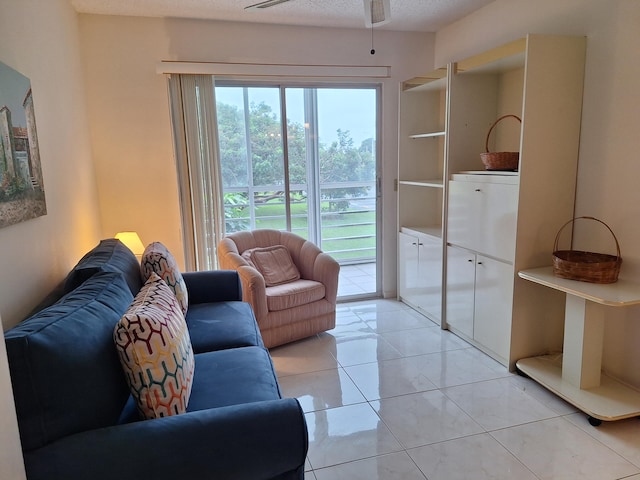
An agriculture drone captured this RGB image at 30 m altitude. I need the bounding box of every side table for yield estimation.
[517,266,640,425]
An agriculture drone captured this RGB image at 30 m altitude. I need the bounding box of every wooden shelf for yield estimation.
[517,355,640,422]
[402,69,447,92]
[518,267,640,307]
[400,225,442,239]
[409,131,446,139]
[398,179,443,188]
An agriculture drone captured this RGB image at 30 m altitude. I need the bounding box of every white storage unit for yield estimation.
[398,35,586,369]
[397,68,448,324]
[398,228,442,321]
[446,173,518,364]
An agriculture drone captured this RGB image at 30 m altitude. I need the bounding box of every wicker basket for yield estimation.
[552,216,622,284]
[480,114,522,171]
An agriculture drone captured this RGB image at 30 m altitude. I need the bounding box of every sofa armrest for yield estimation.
[182,270,243,304]
[25,399,307,480]
[313,253,340,303]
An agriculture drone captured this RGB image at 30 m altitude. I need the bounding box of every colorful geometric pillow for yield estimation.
[140,241,188,314]
[113,273,194,419]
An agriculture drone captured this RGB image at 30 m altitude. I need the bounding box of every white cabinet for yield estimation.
[473,254,514,362]
[398,230,442,323]
[447,175,518,260]
[445,245,475,338]
[399,35,585,369]
[446,173,517,361]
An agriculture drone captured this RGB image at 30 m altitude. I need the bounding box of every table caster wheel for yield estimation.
[588,416,602,427]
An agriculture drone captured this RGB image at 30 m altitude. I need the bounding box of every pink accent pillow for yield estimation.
[247,245,300,287]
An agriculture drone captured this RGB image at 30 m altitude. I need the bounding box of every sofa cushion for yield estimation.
[140,242,189,315]
[116,346,281,424]
[187,347,281,411]
[266,279,325,311]
[246,245,301,287]
[185,301,264,353]
[114,273,195,419]
[63,238,143,296]
[5,272,134,451]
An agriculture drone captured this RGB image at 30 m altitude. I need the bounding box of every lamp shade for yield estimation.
[115,231,145,256]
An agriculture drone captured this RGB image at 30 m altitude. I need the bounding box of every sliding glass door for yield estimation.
[215,83,380,297]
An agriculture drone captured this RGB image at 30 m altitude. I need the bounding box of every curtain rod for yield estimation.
[157,61,391,78]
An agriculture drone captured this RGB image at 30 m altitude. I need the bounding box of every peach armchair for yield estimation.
[217,229,340,348]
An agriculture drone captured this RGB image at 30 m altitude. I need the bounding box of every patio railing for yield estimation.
[223,182,376,265]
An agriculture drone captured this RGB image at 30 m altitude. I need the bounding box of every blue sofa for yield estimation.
[4,239,308,480]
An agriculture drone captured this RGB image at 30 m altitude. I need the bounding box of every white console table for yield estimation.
[517,267,640,425]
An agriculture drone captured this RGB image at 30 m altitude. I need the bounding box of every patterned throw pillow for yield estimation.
[114,273,195,419]
[140,241,188,314]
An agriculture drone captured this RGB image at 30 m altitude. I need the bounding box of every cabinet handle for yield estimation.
[477,261,483,265]
[475,188,481,192]
[411,242,417,246]
[467,259,473,263]
[418,243,424,246]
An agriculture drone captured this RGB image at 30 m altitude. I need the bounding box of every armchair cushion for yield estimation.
[266,280,326,311]
[244,245,300,286]
[114,273,194,419]
[141,242,189,314]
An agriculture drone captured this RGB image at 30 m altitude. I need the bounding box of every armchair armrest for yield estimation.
[236,264,268,321]
[313,253,340,303]
[182,270,243,304]
[25,399,307,480]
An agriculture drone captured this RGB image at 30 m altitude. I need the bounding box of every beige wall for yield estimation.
[0,0,101,476]
[436,0,640,388]
[78,15,435,297]
[0,0,102,328]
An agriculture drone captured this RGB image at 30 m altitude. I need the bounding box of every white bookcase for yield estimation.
[397,68,448,324]
[398,35,587,368]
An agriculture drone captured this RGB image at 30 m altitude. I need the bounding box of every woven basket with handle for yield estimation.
[480,114,522,171]
[552,216,622,284]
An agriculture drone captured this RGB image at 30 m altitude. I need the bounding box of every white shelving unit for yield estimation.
[397,68,448,324]
[398,35,587,368]
[517,267,640,424]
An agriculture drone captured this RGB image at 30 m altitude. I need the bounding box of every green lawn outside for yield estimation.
[226,200,375,262]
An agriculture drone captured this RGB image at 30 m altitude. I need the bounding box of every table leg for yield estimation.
[562,295,605,389]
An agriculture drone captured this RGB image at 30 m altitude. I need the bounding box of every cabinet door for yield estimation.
[473,255,514,362]
[448,180,518,261]
[398,232,419,305]
[445,245,475,338]
[416,234,442,323]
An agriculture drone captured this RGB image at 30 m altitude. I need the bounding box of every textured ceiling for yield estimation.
[70,0,495,32]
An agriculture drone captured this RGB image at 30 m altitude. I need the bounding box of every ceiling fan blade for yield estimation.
[245,0,294,10]
[364,0,391,27]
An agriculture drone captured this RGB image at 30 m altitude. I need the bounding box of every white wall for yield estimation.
[78,15,435,298]
[435,0,640,388]
[0,0,103,328]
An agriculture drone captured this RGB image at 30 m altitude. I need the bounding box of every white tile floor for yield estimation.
[269,299,640,480]
[337,263,377,298]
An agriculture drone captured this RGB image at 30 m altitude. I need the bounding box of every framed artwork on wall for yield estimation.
[0,60,46,229]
